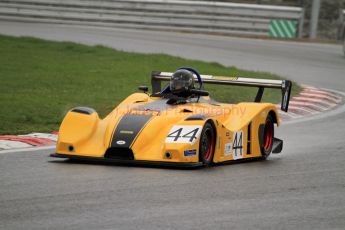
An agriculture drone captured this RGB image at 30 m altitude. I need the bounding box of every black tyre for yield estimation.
[199,122,216,166]
[261,115,274,160]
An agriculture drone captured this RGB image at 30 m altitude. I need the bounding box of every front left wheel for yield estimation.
[199,122,216,166]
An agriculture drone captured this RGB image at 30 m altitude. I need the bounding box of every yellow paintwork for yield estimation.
[56,92,280,164]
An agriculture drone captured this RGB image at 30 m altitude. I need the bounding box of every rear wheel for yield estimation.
[199,122,215,166]
[261,115,274,160]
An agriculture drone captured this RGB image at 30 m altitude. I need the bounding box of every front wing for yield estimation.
[50,153,203,168]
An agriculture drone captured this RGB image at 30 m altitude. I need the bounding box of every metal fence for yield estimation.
[0,0,304,38]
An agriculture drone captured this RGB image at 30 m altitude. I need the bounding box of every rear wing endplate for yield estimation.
[151,71,292,112]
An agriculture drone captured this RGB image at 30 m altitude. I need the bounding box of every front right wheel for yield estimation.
[199,122,215,166]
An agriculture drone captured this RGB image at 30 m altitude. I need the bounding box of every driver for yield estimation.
[169,69,195,97]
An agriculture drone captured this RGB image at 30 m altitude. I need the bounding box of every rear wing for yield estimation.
[151,71,292,112]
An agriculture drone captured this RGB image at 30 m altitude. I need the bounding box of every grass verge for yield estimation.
[0,35,301,134]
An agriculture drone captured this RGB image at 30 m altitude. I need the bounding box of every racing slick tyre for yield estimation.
[261,115,274,160]
[199,122,216,166]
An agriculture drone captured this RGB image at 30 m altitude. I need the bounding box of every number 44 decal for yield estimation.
[166,126,202,144]
[232,130,243,160]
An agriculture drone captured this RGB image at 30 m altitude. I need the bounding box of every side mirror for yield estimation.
[138,86,148,93]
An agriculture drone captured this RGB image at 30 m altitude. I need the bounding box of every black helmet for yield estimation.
[170,69,194,96]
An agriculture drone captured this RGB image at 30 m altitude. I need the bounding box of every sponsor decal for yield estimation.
[166,125,202,144]
[232,131,244,160]
[116,140,126,145]
[184,149,197,157]
[120,130,134,134]
[224,143,232,156]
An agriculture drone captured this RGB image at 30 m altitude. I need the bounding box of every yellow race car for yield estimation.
[51,68,292,167]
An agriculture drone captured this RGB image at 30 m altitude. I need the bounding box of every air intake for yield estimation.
[104,148,134,160]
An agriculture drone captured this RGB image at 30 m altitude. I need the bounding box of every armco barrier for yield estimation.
[0,0,304,38]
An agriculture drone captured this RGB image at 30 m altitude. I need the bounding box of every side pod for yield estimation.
[58,107,99,145]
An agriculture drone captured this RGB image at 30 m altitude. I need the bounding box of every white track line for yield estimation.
[302,85,343,96]
[292,96,338,104]
[289,105,321,113]
[289,101,329,111]
[19,133,58,141]
[290,99,331,108]
[0,145,55,154]
[278,111,302,119]
[303,89,342,99]
[299,92,341,103]
[0,140,32,150]
[302,85,320,90]
[277,105,304,119]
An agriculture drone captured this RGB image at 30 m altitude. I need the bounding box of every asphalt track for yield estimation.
[1,21,345,230]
